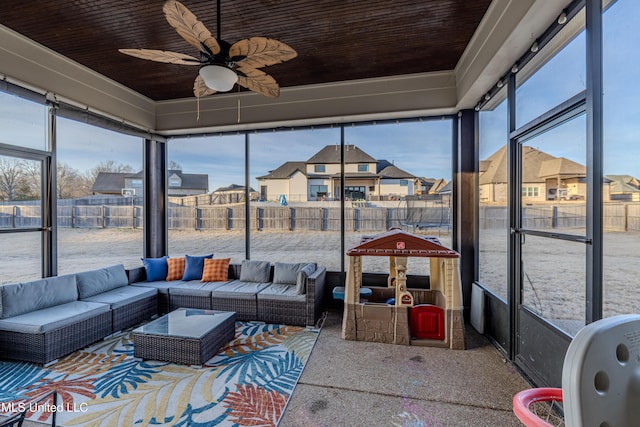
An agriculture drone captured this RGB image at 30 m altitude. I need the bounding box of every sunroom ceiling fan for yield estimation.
[119,0,297,98]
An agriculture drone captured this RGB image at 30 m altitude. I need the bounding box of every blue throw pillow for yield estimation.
[141,256,168,282]
[182,254,214,281]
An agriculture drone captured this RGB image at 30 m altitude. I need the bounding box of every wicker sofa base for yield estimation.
[112,294,158,332]
[211,296,257,321]
[133,312,236,365]
[169,294,212,311]
[257,299,307,326]
[0,311,112,364]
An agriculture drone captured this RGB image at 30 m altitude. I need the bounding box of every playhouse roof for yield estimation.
[347,229,459,258]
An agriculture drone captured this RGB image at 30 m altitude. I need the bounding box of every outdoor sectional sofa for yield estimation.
[128,259,326,327]
[0,260,325,364]
[0,264,156,364]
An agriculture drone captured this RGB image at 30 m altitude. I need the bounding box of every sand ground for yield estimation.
[1,227,637,334]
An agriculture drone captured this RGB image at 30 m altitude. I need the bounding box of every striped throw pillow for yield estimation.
[201,258,231,282]
[166,257,186,281]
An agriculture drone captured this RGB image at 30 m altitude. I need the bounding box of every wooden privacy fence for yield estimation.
[2,203,640,232]
[169,206,406,231]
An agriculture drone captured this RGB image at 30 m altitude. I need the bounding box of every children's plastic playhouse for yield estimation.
[341,228,465,349]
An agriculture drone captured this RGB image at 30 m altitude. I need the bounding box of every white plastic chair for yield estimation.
[514,314,640,426]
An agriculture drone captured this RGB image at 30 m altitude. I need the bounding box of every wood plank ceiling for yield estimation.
[0,0,492,101]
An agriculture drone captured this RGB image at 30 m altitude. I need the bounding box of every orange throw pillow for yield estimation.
[201,258,231,282]
[166,257,186,281]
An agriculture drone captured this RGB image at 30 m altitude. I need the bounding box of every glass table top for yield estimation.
[133,308,235,339]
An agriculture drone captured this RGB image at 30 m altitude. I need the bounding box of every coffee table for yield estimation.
[133,308,236,365]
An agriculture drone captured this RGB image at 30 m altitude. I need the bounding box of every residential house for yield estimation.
[257,145,441,202]
[606,175,640,201]
[479,145,589,204]
[92,170,208,197]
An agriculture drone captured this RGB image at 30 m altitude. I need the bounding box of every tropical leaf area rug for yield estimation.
[0,322,320,426]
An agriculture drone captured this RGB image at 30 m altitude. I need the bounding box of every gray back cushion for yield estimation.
[76,264,128,299]
[239,260,272,283]
[296,263,317,295]
[1,274,78,319]
[273,262,307,285]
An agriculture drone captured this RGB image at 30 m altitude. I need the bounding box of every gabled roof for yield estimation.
[480,145,561,184]
[438,180,452,194]
[538,158,586,178]
[91,172,132,192]
[606,175,640,194]
[378,164,415,179]
[168,170,209,191]
[256,161,306,180]
[213,184,257,193]
[347,228,459,258]
[430,178,448,193]
[307,145,377,164]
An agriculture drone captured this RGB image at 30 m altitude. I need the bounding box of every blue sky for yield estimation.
[1,0,638,191]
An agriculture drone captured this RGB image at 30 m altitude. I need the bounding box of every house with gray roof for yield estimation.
[92,169,208,197]
[479,145,590,203]
[606,175,640,201]
[257,145,442,202]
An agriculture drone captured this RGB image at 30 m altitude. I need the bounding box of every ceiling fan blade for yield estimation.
[119,48,200,65]
[236,67,280,98]
[193,75,217,98]
[163,0,221,55]
[230,37,297,69]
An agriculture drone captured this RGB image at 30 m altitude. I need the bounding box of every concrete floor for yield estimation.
[280,311,531,427]
[4,311,532,427]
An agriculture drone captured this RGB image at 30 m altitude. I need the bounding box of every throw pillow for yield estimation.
[201,258,231,282]
[141,256,168,282]
[166,257,186,281]
[239,259,271,283]
[182,253,214,281]
[273,262,306,285]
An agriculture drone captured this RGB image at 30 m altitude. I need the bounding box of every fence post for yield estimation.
[102,206,106,228]
[322,208,327,231]
[226,207,232,230]
[552,205,558,229]
[354,208,359,231]
[387,208,393,230]
[12,206,17,229]
[624,203,629,232]
[257,207,264,230]
[290,207,295,231]
[132,205,136,229]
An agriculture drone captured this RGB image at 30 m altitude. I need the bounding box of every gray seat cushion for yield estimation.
[0,274,78,319]
[169,280,229,297]
[76,264,128,299]
[81,285,157,310]
[211,280,270,298]
[258,284,305,302]
[0,301,110,334]
[131,280,180,295]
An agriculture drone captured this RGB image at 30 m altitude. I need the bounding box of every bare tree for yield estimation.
[86,160,135,183]
[0,158,25,201]
[21,160,41,198]
[169,160,182,171]
[57,162,89,199]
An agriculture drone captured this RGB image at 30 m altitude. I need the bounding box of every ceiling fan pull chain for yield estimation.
[197,96,201,122]
[237,86,241,123]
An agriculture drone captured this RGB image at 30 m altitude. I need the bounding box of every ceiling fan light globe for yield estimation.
[199,65,238,92]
